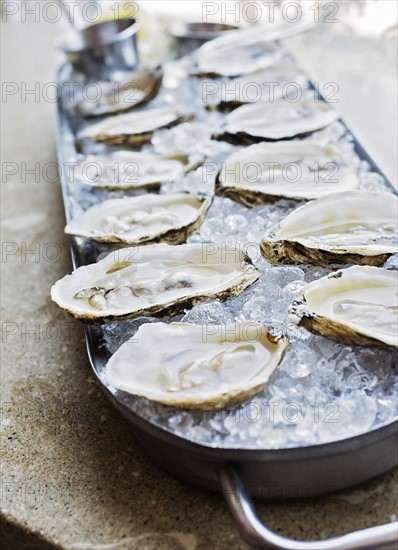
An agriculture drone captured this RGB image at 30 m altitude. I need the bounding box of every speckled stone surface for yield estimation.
[1,14,397,550]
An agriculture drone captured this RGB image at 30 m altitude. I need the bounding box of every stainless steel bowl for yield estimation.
[169,21,238,56]
[58,18,141,80]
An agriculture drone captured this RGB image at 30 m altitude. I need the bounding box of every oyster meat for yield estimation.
[260,191,398,267]
[65,192,213,245]
[213,65,308,110]
[216,142,359,206]
[74,151,201,191]
[51,243,260,322]
[289,266,398,348]
[75,67,163,118]
[79,106,193,147]
[191,27,283,77]
[215,98,339,144]
[105,322,288,410]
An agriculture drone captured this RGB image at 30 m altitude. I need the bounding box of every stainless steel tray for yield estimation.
[56,58,398,548]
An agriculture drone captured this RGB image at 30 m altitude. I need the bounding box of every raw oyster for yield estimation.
[105,322,288,410]
[75,67,163,118]
[74,151,202,191]
[211,65,308,111]
[289,266,398,348]
[65,192,212,245]
[215,98,339,144]
[51,243,260,322]
[260,191,398,267]
[79,106,193,147]
[216,142,360,206]
[191,27,283,77]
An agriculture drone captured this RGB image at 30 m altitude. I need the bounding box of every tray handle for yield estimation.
[219,465,398,550]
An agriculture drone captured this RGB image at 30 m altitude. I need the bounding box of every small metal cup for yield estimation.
[58,18,141,80]
[169,22,239,57]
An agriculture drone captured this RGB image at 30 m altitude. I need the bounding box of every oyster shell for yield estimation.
[289,266,398,348]
[216,142,360,206]
[105,322,288,410]
[79,106,193,148]
[191,27,283,77]
[212,65,308,111]
[260,191,398,267]
[51,243,260,322]
[74,151,202,191]
[215,98,339,144]
[75,67,163,118]
[65,193,212,245]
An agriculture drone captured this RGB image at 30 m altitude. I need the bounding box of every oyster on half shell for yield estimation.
[191,27,283,77]
[215,98,339,144]
[260,191,398,267]
[75,67,163,118]
[65,192,213,245]
[79,106,193,148]
[105,322,288,410]
[74,151,202,191]
[51,243,260,323]
[289,266,398,348]
[216,142,360,206]
[212,65,308,111]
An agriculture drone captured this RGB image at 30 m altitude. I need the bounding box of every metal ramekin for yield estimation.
[58,18,141,80]
[168,21,239,56]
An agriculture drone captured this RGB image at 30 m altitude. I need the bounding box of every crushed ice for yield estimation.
[62,50,397,450]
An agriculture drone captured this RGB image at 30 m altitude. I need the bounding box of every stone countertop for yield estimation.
[1,13,397,550]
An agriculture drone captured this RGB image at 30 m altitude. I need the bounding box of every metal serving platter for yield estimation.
[56,47,398,548]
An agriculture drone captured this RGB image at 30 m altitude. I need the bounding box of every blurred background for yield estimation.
[1,0,397,185]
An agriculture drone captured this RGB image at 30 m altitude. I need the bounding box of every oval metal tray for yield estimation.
[55,55,398,548]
